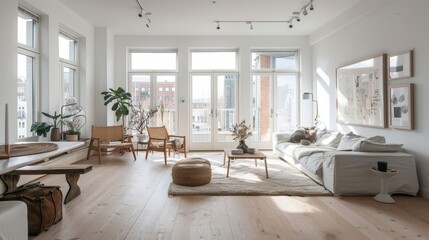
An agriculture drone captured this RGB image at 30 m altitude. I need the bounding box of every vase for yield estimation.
[236,140,249,153]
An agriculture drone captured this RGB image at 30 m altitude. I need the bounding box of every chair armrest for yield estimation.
[169,135,185,139]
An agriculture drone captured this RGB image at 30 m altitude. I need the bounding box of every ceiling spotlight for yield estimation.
[289,22,293,28]
[310,0,314,10]
[296,16,300,22]
[138,12,143,18]
[250,22,253,30]
[303,9,308,16]
[216,21,220,30]
[146,23,150,28]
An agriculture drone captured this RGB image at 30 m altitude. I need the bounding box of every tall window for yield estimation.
[59,32,78,103]
[17,7,39,139]
[128,50,178,134]
[251,50,300,143]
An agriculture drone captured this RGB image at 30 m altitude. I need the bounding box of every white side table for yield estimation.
[370,167,398,203]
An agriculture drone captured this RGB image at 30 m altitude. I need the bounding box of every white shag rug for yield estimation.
[168,152,331,196]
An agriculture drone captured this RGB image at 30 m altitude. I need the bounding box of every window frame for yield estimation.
[17,6,40,140]
[190,49,239,72]
[59,30,79,104]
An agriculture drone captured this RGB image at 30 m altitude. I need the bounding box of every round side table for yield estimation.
[370,167,398,203]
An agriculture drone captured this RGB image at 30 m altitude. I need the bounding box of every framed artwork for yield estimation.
[388,50,414,80]
[336,54,387,128]
[389,83,414,129]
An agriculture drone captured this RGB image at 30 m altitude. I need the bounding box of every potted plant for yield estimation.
[230,120,252,153]
[101,87,132,130]
[30,122,53,139]
[63,114,86,141]
[41,111,72,141]
[128,103,157,141]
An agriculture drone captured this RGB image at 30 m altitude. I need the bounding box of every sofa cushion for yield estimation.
[315,132,343,148]
[367,135,386,143]
[337,132,366,151]
[353,140,403,152]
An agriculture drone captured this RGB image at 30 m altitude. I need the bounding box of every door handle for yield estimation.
[270,109,274,118]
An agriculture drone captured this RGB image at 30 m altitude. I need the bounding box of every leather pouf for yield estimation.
[172,158,212,186]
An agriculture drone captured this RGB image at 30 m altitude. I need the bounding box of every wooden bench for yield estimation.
[1,164,92,204]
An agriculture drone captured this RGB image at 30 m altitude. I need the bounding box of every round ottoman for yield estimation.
[172,158,212,186]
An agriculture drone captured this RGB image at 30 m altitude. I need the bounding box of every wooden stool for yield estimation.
[172,158,211,186]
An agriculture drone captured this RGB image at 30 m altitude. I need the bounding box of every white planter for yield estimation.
[65,134,79,141]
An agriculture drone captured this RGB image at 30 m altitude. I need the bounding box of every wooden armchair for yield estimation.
[86,125,136,164]
[145,126,187,165]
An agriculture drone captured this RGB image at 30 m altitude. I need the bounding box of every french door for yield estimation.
[252,73,298,148]
[190,73,238,150]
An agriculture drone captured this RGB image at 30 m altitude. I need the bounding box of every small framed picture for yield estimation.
[389,83,414,129]
[388,50,414,80]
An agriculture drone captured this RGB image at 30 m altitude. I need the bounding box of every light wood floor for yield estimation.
[30,151,429,240]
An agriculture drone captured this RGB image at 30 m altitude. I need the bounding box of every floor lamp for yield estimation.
[302,92,319,125]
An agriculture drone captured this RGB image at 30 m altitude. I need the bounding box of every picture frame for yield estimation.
[336,54,387,128]
[389,83,414,130]
[388,50,414,80]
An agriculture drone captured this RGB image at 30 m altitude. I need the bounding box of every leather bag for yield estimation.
[0,182,63,235]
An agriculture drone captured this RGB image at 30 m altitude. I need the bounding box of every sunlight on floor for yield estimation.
[270,196,322,214]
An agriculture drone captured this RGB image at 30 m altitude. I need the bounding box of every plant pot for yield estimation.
[65,134,79,141]
[136,133,147,142]
[50,128,61,141]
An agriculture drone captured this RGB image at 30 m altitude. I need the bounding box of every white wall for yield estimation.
[114,35,313,148]
[311,0,429,197]
[0,0,18,145]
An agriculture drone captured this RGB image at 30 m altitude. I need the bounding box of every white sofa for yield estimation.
[273,132,419,196]
[0,201,28,240]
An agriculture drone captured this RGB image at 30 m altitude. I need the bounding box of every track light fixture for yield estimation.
[213,0,315,31]
[136,0,152,28]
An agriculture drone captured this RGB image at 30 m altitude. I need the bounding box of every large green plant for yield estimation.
[41,111,73,128]
[101,87,132,128]
[30,122,53,137]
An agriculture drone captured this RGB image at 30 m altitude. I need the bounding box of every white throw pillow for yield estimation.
[315,132,343,148]
[337,132,366,151]
[353,140,403,152]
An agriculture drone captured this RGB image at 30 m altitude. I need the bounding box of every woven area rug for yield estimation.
[168,152,332,196]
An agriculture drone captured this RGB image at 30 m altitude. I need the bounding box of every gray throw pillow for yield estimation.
[287,128,309,143]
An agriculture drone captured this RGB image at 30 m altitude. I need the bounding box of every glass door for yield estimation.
[252,73,298,148]
[191,73,237,150]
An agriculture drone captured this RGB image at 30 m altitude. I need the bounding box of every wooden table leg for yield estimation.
[0,175,20,193]
[64,173,81,204]
[227,157,231,177]
[223,152,226,165]
[263,157,269,178]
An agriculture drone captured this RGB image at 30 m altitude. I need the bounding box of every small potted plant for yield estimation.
[30,122,53,140]
[128,103,157,142]
[230,120,252,153]
[63,114,86,141]
[41,111,73,141]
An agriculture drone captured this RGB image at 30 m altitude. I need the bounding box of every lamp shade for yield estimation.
[302,92,312,100]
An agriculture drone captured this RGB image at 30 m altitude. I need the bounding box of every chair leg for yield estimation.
[145,148,149,160]
[87,139,93,160]
[130,145,136,161]
[97,146,102,164]
[163,150,167,165]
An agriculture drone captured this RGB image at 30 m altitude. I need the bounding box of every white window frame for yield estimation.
[17,6,40,139]
[59,31,79,103]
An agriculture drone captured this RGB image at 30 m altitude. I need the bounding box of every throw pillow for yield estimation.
[315,132,343,148]
[300,139,311,146]
[315,122,327,141]
[337,132,366,151]
[353,140,403,152]
[287,128,309,143]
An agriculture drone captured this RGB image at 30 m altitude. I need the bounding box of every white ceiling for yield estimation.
[58,0,361,36]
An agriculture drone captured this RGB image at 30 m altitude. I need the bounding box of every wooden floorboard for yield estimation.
[29,151,429,240]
